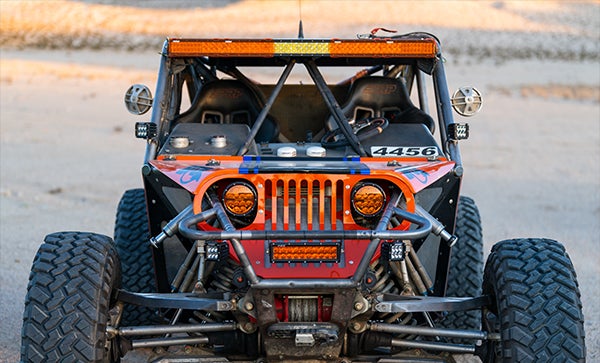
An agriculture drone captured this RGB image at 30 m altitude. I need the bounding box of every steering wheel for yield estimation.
[321,116,389,148]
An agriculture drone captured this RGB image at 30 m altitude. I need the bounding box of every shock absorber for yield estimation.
[171,242,198,292]
[210,261,237,292]
[370,260,397,294]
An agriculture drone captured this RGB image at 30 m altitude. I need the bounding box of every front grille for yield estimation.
[264,178,344,232]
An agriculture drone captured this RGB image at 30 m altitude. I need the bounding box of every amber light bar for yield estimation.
[167,39,438,58]
[270,242,341,263]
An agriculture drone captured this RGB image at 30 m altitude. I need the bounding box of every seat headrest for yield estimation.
[195,80,263,124]
[326,76,435,133]
[175,79,278,142]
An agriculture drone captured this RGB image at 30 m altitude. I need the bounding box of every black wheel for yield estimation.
[480,238,585,362]
[440,196,483,332]
[114,188,156,326]
[21,232,121,362]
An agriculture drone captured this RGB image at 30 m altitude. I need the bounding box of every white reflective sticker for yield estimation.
[370,146,439,158]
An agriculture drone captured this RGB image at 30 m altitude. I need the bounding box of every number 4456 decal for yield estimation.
[370,146,439,158]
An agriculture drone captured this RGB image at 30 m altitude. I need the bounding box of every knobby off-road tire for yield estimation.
[114,188,156,326]
[440,196,483,333]
[481,238,585,362]
[21,232,120,362]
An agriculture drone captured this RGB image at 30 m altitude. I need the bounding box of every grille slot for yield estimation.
[265,178,343,232]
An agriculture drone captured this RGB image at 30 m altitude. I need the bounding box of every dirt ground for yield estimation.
[1,1,599,362]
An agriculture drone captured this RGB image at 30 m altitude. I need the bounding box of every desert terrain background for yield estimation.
[1,1,598,362]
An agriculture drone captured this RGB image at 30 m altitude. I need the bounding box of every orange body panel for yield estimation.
[150,155,454,278]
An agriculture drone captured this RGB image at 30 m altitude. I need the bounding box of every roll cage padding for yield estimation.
[174,79,279,143]
[325,76,435,134]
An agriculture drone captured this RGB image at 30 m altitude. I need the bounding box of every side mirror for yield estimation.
[451,87,482,117]
[124,84,153,115]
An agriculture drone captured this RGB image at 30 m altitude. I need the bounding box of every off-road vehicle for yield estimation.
[21,30,586,362]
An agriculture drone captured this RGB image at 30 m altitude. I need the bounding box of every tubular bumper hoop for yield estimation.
[178,193,430,243]
[178,192,431,285]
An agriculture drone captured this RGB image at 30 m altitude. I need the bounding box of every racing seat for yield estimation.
[325,76,435,134]
[175,79,279,143]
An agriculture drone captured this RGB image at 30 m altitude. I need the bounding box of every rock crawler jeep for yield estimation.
[21,31,586,362]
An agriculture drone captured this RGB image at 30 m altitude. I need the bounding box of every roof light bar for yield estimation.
[167,39,438,58]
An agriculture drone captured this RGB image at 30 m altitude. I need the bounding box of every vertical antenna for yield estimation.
[298,0,304,39]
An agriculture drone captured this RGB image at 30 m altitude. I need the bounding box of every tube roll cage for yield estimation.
[125,35,485,326]
[143,39,462,167]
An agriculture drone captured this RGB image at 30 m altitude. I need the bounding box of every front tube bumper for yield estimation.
[178,198,432,286]
[179,205,431,243]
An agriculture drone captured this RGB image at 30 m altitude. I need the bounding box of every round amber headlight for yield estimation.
[352,183,385,217]
[222,182,257,217]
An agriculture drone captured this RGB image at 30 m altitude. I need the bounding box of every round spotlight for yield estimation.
[352,183,385,217]
[222,182,257,217]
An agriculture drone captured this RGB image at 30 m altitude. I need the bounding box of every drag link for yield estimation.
[131,336,209,349]
[109,322,237,337]
[370,321,489,340]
